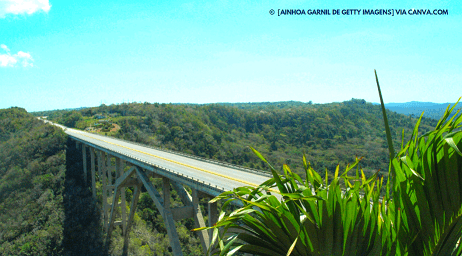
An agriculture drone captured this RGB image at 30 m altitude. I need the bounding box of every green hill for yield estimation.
[0,107,110,255]
[0,107,208,255]
[38,99,439,179]
[0,107,67,255]
[3,100,448,255]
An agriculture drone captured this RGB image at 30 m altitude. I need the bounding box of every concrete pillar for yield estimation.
[101,152,108,229]
[208,200,218,240]
[97,151,102,177]
[163,177,170,210]
[116,158,127,234]
[192,188,210,253]
[106,154,113,232]
[82,145,87,185]
[163,209,183,256]
[90,148,96,199]
[107,154,112,187]
[123,185,141,256]
[106,186,121,242]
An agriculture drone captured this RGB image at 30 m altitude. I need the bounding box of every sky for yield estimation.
[1,0,461,112]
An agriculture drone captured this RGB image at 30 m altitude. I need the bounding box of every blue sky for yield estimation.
[1,0,461,112]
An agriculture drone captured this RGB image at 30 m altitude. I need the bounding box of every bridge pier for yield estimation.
[124,183,141,255]
[208,200,218,239]
[116,157,127,234]
[82,145,87,185]
[90,147,96,199]
[192,188,210,252]
[104,153,115,232]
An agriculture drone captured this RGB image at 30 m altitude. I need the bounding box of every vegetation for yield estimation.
[0,107,111,255]
[0,107,206,255]
[5,73,458,255]
[389,100,462,255]
[196,74,462,255]
[0,107,67,255]
[34,99,438,182]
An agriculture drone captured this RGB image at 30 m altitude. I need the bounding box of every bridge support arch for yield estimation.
[77,142,217,256]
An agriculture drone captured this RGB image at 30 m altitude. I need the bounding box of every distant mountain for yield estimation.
[373,101,462,120]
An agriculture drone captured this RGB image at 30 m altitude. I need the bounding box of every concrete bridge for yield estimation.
[42,120,272,255]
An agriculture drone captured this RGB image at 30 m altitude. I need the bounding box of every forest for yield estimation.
[1,99,443,255]
[192,91,462,255]
[0,107,67,254]
[35,99,438,180]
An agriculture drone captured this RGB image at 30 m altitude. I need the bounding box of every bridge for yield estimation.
[41,119,273,255]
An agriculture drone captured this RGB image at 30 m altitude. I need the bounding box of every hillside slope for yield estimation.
[37,99,439,179]
[0,107,206,255]
[0,107,67,255]
[0,108,110,255]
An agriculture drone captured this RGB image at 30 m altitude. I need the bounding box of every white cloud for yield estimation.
[1,44,9,51]
[0,0,51,18]
[0,54,18,67]
[0,45,34,67]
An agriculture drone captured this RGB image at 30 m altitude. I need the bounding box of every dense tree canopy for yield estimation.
[0,107,67,255]
[38,100,437,179]
[1,107,209,255]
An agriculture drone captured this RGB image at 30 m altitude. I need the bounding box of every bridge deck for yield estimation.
[47,121,273,196]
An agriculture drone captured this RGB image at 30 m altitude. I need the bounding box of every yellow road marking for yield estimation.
[68,129,278,192]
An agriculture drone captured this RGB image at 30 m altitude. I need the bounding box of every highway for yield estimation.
[41,119,274,194]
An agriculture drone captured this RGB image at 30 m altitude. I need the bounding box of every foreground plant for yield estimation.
[195,71,462,255]
[387,102,462,255]
[374,69,462,255]
[201,152,388,256]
